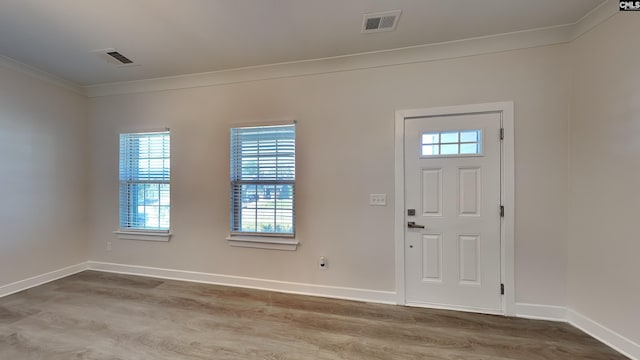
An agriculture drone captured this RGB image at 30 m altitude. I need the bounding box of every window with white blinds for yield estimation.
[119,131,170,231]
[230,124,295,236]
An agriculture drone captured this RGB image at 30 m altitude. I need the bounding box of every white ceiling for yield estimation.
[0,0,605,86]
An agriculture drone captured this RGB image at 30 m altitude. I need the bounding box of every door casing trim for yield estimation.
[394,102,515,316]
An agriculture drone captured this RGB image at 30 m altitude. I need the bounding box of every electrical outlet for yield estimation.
[106,241,112,251]
[319,256,328,270]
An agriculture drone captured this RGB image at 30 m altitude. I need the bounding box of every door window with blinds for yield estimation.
[230,124,295,236]
[119,131,170,232]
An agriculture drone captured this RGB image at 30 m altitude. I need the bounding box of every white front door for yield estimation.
[404,112,502,314]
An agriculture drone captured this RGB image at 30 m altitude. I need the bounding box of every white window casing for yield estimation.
[117,130,171,241]
[229,123,297,249]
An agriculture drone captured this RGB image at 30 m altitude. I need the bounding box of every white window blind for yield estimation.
[119,131,170,231]
[230,124,295,236]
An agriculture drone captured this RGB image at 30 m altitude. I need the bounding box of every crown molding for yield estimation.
[85,23,576,97]
[571,0,618,40]
[5,0,613,99]
[0,55,84,95]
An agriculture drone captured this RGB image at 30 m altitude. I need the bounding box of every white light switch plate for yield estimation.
[369,193,387,206]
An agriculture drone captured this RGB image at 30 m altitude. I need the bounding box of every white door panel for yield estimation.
[421,169,442,216]
[459,168,481,216]
[421,234,442,282]
[404,112,502,313]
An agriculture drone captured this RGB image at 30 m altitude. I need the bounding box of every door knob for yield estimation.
[407,221,425,229]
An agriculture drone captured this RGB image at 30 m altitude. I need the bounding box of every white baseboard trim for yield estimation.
[0,262,88,298]
[86,261,397,305]
[515,303,638,359]
[2,262,636,359]
[568,309,639,360]
[515,302,568,322]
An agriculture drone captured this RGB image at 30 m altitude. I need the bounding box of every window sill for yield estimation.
[113,230,172,242]
[226,235,299,251]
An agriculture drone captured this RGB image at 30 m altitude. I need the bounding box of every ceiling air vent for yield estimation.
[90,48,138,67]
[362,10,401,33]
[106,51,133,64]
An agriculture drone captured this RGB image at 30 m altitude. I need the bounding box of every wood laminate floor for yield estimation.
[0,271,627,359]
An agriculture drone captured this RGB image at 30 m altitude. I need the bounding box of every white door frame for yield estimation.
[394,102,515,316]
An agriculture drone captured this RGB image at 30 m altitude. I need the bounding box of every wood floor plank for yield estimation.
[0,271,628,359]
